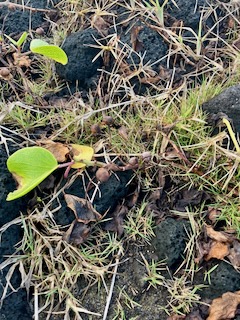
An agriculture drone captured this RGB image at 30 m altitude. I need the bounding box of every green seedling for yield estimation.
[30,39,68,65]
[5,31,28,50]
[4,32,68,65]
[6,145,94,201]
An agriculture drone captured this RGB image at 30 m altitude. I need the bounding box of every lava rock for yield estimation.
[165,0,208,31]
[0,0,53,35]
[152,218,190,270]
[54,170,133,226]
[199,261,240,299]
[56,29,104,84]
[202,84,240,133]
[118,23,168,74]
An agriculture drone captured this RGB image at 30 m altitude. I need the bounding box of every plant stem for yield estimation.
[58,161,75,168]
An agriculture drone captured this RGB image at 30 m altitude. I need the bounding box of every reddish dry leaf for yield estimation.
[205,225,230,243]
[205,241,229,261]
[91,15,109,34]
[207,291,240,320]
[64,194,102,224]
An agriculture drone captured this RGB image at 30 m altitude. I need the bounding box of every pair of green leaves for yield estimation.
[5,32,68,65]
[6,146,94,201]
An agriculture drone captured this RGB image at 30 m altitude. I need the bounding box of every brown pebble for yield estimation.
[90,124,101,135]
[96,167,110,183]
[102,116,114,126]
[35,27,45,35]
[0,67,10,77]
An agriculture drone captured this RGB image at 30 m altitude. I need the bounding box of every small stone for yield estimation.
[0,67,10,77]
[102,116,114,126]
[35,27,44,35]
[90,124,101,135]
[96,167,110,183]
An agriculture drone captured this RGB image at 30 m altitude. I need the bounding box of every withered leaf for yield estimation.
[207,291,240,320]
[64,194,102,224]
[63,220,90,245]
[38,140,70,163]
[205,241,229,261]
[228,240,240,267]
[103,205,128,237]
[130,25,144,52]
[205,225,230,243]
[174,189,208,212]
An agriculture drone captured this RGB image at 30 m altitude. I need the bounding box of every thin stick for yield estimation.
[102,249,121,320]
[34,286,39,320]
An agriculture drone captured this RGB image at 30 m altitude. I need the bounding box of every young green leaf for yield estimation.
[16,31,28,48]
[30,39,68,65]
[6,147,58,201]
[4,34,18,46]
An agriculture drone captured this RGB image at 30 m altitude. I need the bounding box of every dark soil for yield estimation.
[1,0,240,320]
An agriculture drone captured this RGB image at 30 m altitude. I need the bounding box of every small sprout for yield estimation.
[90,124,101,135]
[96,167,110,183]
[102,115,114,126]
[5,31,28,49]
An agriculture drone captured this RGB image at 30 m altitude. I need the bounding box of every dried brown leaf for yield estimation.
[208,208,221,223]
[207,291,240,320]
[64,194,102,223]
[228,240,240,267]
[38,140,70,163]
[130,25,144,52]
[205,225,230,243]
[103,205,128,237]
[205,241,229,261]
[63,220,90,245]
